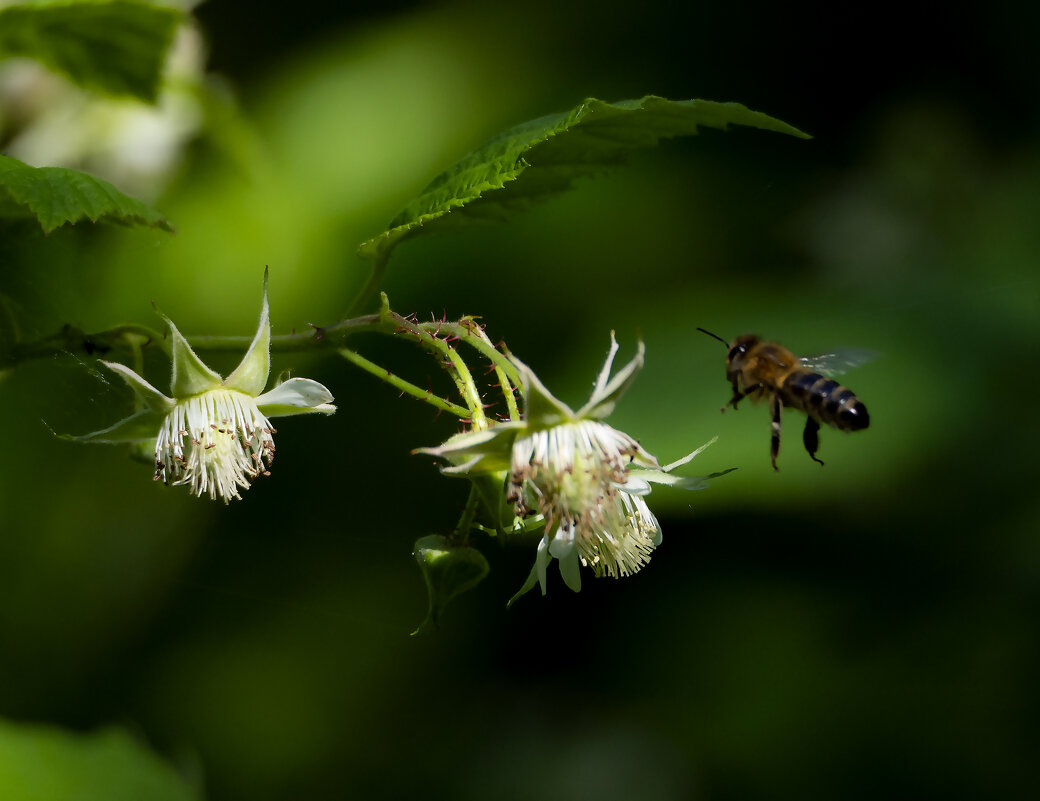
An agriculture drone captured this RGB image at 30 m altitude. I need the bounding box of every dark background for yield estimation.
[1,1,1038,799]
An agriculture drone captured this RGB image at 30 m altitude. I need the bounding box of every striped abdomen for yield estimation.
[783,370,870,432]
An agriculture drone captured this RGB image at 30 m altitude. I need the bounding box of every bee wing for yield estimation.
[799,348,877,376]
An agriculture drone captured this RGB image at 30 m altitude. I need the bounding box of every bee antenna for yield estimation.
[696,327,729,347]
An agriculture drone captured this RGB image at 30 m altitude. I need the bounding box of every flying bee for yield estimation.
[697,329,872,471]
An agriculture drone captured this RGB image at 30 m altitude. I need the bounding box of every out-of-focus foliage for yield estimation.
[0,152,172,231]
[0,1,205,202]
[0,720,200,801]
[0,0,180,102]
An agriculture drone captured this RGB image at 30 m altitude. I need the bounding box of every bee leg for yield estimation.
[726,382,761,412]
[770,392,782,471]
[723,379,742,411]
[803,417,825,466]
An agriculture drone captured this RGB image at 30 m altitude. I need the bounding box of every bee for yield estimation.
[697,329,871,471]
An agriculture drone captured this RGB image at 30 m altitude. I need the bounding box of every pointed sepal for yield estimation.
[507,534,549,608]
[577,335,645,420]
[414,423,520,475]
[100,361,174,413]
[512,356,574,430]
[224,269,272,395]
[62,409,165,445]
[167,316,223,398]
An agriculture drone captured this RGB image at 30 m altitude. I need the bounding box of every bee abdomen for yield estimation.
[785,371,869,432]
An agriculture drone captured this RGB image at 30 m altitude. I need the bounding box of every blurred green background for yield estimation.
[1,0,1039,798]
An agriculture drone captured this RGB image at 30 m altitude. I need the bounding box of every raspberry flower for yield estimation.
[418,334,722,602]
[75,273,335,502]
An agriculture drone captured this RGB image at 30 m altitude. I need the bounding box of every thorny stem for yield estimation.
[339,346,470,419]
[417,320,521,387]
[416,319,521,422]
[3,299,521,429]
[388,312,488,429]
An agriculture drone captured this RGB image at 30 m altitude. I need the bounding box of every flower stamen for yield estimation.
[154,389,276,503]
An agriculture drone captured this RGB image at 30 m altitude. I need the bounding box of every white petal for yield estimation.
[620,475,652,496]
[548,522,575,558]
[550,522,582,592]
[255,377,333,408]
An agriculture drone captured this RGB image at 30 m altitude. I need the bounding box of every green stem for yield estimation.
[346,249,391,318]
[419,319,521,387]
[186,314,385,353]
[2,300,517,431]
[386,312,488,429]
[0,323,165,368]
[339,346,470,419]
[439,319,520,421]
[451,484,481,545]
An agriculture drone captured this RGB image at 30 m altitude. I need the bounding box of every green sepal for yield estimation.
[577,335,645,420]
[412,535,490,635]
[100,360,173,413]
[506,561,541,609]
[414,424,519,476]
[224,269,271,395]
[506,533,549,608]
[512,357,574,430]
[552,542,582,592]
[62,409,162,445]
[471,472,514,534]
[166,317,222,398]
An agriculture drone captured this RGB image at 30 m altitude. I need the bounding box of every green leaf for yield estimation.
[0,0,181,102]
[359,95,809,260]
[412,534,490,635]
[0,154,173,233]
[0,720,201,801]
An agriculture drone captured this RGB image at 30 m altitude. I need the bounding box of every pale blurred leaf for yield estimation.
[0,720,200,801]
[0,0,180,102]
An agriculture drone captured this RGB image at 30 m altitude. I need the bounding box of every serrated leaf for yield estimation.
[0,0,181,102]
[412,534,490,635]
[359,95,809,259]
[0,154,173,233]
[0,720,201,801]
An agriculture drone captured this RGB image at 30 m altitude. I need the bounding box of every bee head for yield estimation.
[726,334,759,369]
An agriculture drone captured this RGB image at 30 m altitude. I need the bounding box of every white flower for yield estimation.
[74,272,335,502]
[510,417,660,582]
[418,334,725,602]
